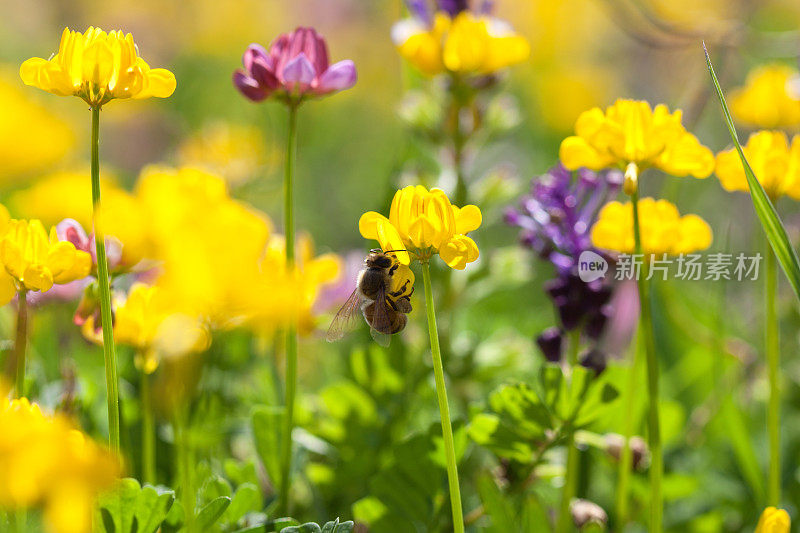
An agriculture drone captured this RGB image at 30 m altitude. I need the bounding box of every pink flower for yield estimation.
[233,27,357,103]
[56,218,123,271]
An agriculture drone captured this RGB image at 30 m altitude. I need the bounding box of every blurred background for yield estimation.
[3,0,800,531]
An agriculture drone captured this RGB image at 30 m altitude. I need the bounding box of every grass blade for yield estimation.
[704,43,800,301]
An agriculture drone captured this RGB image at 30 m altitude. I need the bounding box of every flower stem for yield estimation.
[557,329,582,533]
[175,410,195,533]
[614,336,640,531]
[141,367,156,484]
[278,103,299,518]
[765,245,780,506]
[13,289,28,398]
[90,105,120,455]
[421,261,464,533]
[631,186,662,532]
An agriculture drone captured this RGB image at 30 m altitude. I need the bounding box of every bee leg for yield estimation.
[389,279,411,298]
[395,296,412,314]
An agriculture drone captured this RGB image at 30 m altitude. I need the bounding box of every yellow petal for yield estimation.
[0,238,25,280]
[559,135,615,171]
[0,270,16,306]
[453,204,482,234]
[376,219,410,265]
[136,67,177,99]
[22,264,53,292]
[439,235,479,270]
[359,211,391,241]
[656,133,715,178]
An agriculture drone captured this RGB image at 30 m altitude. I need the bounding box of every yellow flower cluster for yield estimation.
[20,26,176,107]
[0,398,119,533]
[715,131,800,200]
[591,198,712,256]
[755,506,790,533]
[0,70,73,182]
[393,11,529,76]
[0,204,91,304]
[359,185,481,269]
[559,99,715,181]
[730,64,800,129]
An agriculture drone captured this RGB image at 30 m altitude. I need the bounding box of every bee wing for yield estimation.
[370,327,392,347]
[326,288,366,342]
[367,285,394,347]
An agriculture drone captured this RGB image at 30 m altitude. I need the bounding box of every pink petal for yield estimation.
[317,60,357,94]
[281,53,316,90]
[233,70,269,101]
[249,56,279,90]
[243,43,269,71]
[56,218,90,251]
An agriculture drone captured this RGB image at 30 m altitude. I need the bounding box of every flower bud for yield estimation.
[605,433,649,471]
[571,499,607,530]
[536,327,563,363]
[579,348,607,375]
[623,162,638,196]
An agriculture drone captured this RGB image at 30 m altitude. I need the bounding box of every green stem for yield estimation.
[91,105,120,455]
[557,330,582,533]
[614,337,640,531]
[13,289,28,398]
[765,246,780,505]
[631,186,662,532]
[278,103,299,518]
[421,261,464,533]
[175,410,195,532]
[450,78,468,207]
[141,366,156,484]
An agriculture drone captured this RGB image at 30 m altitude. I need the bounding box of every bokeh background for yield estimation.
[3,0,800,531]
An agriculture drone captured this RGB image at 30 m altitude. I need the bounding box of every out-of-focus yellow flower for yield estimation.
[0,398,119,533]
[560,99,715,192]
[0,70,74,182]
[730,64,800,129]
[114,283,210,372]
[20,26,176,107]
[591,198,712,255]
[359,185,481,269]
[715,131,800,199]
[755,507,790,533]
[0,218,91,298]
[393,11,529,76]
[177,122,273,187]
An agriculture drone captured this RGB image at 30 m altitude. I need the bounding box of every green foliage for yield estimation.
[93,478,175,533]
[280,518,355,533]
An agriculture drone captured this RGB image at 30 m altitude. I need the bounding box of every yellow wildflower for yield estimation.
[393,11,529,76]
[559,99,715,192]
[591,198,712,255]
[0,398,119,533]
[0,218,91,298]
[755,507,790,533]
[715,131,800,200]
[20,26,176,107]
[730,64,800,129]
[0,69,73,182]
[115,283,210,372]
[359,185,481,269]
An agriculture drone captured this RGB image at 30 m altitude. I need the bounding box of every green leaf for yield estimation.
[196,496,231,531]
[704,44,800,301]
[225,482,262,525]
[252,405,284,485]
[93,478,175,533]
[281,519,355,533]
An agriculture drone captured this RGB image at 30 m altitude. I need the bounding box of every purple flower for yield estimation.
[233,27,357,104]
[405,0,495,23]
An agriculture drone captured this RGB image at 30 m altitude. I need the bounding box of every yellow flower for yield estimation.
[559,99,715,191]
[0,69,74,182]
[0,398,119,533]
[715,131,800,200]
[591,198,712,255]
[730,64,800,129]
[0,218,91,298]
[359,185,481,269]
[393,11,529,76]
[755,507,790,533]
[20,26,176,107]
[114,283,210,372]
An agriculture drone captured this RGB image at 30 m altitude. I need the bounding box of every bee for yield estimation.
[326,249,413,345]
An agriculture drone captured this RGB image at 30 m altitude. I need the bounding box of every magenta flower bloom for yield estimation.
[56,218,123,271]
[233,27,357,104]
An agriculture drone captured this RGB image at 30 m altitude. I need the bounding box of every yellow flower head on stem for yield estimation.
[559,99,715,181]
[730,64,800,129]
[393,11,529,76]
[591,198,712,255]
[359,185,481,269]
[755,507,791,533]
[715,130,800,200]
[20,26,176,107]
[0,217,91,297]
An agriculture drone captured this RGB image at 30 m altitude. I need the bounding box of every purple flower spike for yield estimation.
[233,27,357,104]
[438,0,469,16]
